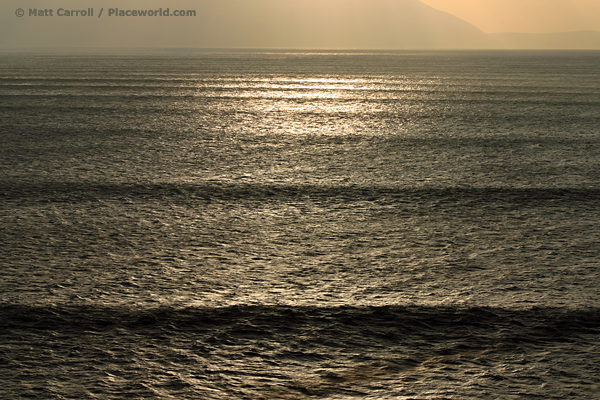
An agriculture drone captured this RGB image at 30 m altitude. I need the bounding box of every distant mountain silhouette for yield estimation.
[491,31,600,50]
[193,0,499,49]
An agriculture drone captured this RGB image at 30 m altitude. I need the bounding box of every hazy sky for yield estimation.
[1,0,599,49]
[420,0,600,33]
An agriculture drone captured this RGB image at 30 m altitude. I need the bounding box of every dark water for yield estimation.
[1,50,600,398]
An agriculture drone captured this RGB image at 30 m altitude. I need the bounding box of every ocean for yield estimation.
[1,49,600,398]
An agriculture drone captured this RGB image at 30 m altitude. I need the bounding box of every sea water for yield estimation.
[1,50,600,398]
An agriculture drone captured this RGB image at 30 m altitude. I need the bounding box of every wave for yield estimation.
[2,304,600,399]
[3,304,599,340]
[2,181,600,204]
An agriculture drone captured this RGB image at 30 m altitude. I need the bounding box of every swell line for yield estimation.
[2,182,600,203]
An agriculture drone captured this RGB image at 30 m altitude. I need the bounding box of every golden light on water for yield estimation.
[189,73,438,136]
